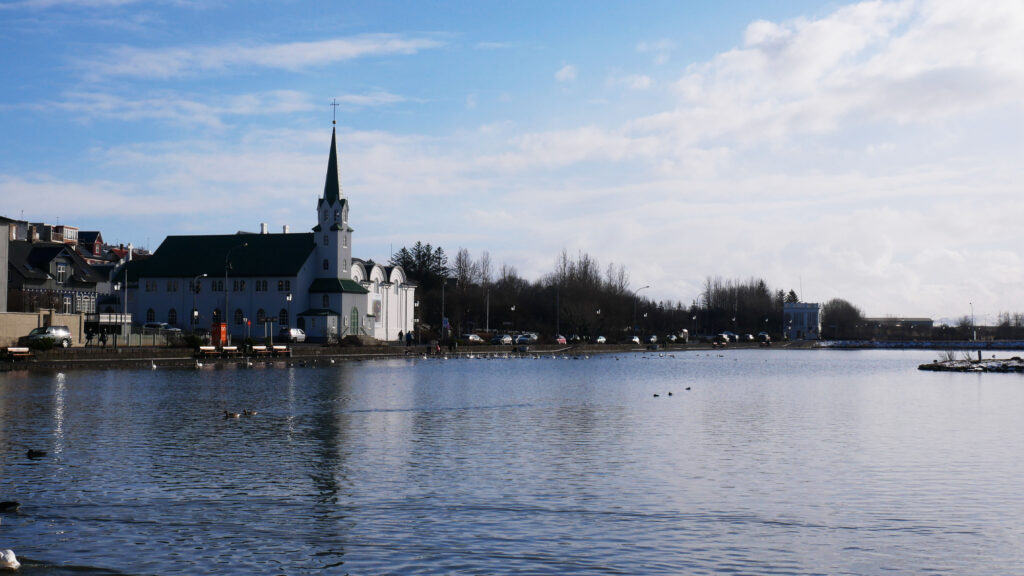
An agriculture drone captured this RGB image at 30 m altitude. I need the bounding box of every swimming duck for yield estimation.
[223,410,241,419]
[243,409,258,416]
[26,449,46,459]
[0,502,19,513]
[0,549,19,570]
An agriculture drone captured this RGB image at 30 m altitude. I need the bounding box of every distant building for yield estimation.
[784,302,822,340]
[6,240,102,314]
[130,127,416,343]
[0,224,8,313]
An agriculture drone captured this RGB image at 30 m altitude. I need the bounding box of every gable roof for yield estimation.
[308,277,369,294]
[7,240,103,284]
[134,233,316,278]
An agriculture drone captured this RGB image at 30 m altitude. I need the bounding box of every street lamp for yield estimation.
[112,277,127,348]
[286,292,293,324]
[633,285,650,336]
[191,273,207,334]
[224,242,248,345]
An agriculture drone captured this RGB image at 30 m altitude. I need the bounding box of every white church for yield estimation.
[128,127,416,343]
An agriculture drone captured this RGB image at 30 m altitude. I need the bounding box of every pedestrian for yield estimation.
[99,332,107,349]
[398,330,404,345]
[85,329,94,347]
[406,331,413,347]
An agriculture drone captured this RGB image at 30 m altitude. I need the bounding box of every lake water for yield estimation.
[1,349,1023,575]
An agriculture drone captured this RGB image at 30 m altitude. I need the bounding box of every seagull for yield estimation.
[0,549,19,570]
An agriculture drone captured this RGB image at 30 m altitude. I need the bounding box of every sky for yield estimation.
[1,0,1022,322]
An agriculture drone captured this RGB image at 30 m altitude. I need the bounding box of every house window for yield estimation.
[168,308,178,325]
[234,309,244,325]
[56,263,67,284]
[279,309,288,327]
[146,308,155,322]
[62,296,71,314]
[257,309,266,323]
[323,294,330,308]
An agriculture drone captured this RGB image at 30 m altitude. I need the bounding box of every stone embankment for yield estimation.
[919,356,1024,373]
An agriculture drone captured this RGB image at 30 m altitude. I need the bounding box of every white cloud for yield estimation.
[79,34,444,79]
[608,74,652,91]
[636,39,674,64]
[555,64,577,83]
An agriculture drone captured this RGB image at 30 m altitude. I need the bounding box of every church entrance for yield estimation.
[349,307,359,336]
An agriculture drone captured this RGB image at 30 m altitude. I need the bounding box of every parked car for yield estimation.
[713,333,730,344]
[462,333,483,343]
[279,327,306,343]
[24,325,72,348]
[742,333,754,342]
[631,336,641,345]
[595,335,606,344]
[721,331,738,342]
[555,335,567,345]
[757,331,771,343]
[143,322,182,333]
[514,334,532,345]
[647,335,658,343]
[491,334,513,345]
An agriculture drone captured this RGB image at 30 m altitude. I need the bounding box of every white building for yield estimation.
[783,302,822,340]
[129,127,416,343]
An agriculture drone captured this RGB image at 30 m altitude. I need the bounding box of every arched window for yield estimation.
[256,309,266,324]
[234,309,244,325]
[146,308,155,322]
[168,308,177,325]
[279,309,289,327]
[323,294,330,308]
[323,259,329,270]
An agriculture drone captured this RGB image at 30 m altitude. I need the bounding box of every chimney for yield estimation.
[260,222,268,234]
[127,243,133,261]
[282,225,290,234]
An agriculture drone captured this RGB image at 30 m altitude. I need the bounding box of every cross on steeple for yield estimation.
[331,98,339,125]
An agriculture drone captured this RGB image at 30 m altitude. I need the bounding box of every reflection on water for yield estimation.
[2,350,1024,574]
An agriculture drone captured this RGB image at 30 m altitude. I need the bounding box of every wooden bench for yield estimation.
[5,347,34,360]
[272,345,291,357]
[196,345,219,358]
[221,345,241,357]
[251,345,272,356]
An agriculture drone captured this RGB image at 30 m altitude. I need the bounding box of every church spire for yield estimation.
[323,127,342,204]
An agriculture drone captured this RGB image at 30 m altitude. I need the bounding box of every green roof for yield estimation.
[308,277,369,294]
[298,308,339,317]
[322,127,342,205]
[136,233,315,278]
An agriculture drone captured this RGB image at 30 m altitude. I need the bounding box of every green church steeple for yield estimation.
[323,127,342,204]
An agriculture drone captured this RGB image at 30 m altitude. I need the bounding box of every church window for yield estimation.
[334,209,340,222]
[234,309,244,325]
[284,280,291,291]
[343,261,347,272]
[146,308,155,322]
[323,259,329,271]
[277,280,284,292]
[323,294,330,308]
[257,309,266,323]
[323,235,328,246]
[168,308,177,325]
[279,309,289,327]
[343,234,348,248]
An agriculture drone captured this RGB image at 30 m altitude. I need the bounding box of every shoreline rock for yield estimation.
[919,357,1024,373]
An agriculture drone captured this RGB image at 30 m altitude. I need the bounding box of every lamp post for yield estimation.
[191,273,207,334]
[286,292,293,329]
[224,242,248,345]
[970,301,976,341]
[633,285,650,337]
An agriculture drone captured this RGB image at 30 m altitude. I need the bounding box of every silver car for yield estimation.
[25,325,72,348]
[279,327,306,343]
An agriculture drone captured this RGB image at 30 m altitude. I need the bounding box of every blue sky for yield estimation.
[2,0,1022,320]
